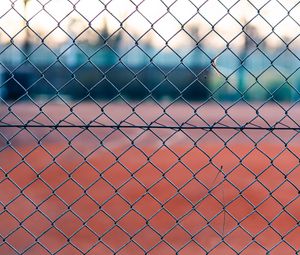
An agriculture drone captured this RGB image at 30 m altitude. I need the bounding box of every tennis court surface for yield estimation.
[1,102,299,255]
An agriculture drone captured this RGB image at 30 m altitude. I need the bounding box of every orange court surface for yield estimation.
[0,102,299,255]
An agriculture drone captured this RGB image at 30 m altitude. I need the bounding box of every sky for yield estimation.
[0,0,299,49]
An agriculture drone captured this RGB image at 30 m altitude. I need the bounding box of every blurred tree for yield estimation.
[239,21,261,95]
[182,23,210,101]
[141,33,154,65]
[23,0,32,56]
[4,0,34,101]
[244,24,260,51]
[186,24,204,67]
[95,18,123,66]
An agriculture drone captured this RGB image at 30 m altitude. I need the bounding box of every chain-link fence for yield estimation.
[0,0,300,254]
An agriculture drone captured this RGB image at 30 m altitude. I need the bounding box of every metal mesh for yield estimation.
[0,0,299,254]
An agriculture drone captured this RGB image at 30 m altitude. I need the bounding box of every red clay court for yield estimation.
[0,102,299,255]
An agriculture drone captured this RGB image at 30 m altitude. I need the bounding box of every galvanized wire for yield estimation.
[0,0,300,255]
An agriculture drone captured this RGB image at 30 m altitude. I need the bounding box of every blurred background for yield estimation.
[0,0,300,103]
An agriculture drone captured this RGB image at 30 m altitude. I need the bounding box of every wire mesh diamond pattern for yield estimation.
[0,0,300,254]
